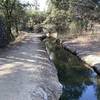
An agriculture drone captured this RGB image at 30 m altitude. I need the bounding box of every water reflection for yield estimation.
[45,38,100,100]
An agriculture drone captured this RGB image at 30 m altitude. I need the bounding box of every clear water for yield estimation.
[45,38,100,100]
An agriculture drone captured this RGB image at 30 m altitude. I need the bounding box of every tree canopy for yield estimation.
[45,0,100,34]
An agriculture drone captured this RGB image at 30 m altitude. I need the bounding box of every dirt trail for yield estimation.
[0,33,62,100]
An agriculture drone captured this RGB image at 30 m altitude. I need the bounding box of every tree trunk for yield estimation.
[15,20,19,36]
[6,19,15,42]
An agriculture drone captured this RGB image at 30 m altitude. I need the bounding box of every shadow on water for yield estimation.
[45,37,100,100]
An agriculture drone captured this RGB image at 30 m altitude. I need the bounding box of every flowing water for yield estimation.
[45,38,100,100]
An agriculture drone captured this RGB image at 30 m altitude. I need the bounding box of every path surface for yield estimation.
[63,34,100,73]
[0,33,62,100]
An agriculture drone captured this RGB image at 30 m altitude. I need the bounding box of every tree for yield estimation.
[46,0,100,35]
[0,0,17,41]
[0,0,25,42]
[33,0,39,10]
[12,1,25,34]
[45,0,70,34]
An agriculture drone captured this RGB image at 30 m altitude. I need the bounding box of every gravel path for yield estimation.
[0,33,62,100]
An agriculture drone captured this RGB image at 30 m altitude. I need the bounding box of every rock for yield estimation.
[40,35,47,41]
[46,32,58,39]
[93,63,100,75]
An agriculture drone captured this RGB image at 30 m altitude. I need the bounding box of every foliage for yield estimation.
[11,1,26,34]
[32,11,47,25]
[45,8,69,34]
[46,0,100,35]
[25,10,47,32]
[0,0,26,42]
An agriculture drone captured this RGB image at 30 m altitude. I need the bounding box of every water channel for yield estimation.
[45,37,100,100]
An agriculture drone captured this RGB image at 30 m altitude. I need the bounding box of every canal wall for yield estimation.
[62,34,100,74]
[0,32,62,100]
